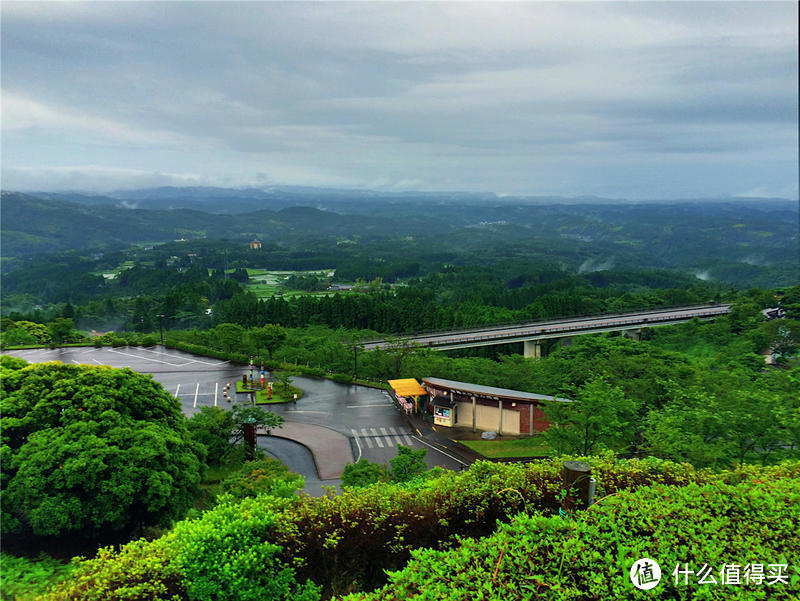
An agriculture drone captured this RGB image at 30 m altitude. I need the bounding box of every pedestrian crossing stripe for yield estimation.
[355,427,413,448]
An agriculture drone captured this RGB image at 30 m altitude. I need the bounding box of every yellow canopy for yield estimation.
[388,378,427,398]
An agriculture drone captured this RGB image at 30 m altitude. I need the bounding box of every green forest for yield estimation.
[1,191,799,600]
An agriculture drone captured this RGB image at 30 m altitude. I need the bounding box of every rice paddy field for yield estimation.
[245,268,337,299]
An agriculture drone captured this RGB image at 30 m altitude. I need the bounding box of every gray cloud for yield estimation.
[1,1,797,199]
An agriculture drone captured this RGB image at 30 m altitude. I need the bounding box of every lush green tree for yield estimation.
[250,324,287,359]
[7,320,51,344]
[0,360,203,538]
[389,445,428,483]
[544,377,637,455]
[187,406,235,466]
[0,324,39,347]
[341,459,390,488]
[274,371,293,395]
[230,405,284,460]
[48,317,80,343]
[646,372,792,467]
[212,322,246,353]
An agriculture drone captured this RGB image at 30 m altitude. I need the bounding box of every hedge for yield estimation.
[344,478,800,600]
[38,456,800,600]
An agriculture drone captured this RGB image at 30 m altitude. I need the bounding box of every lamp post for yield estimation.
[157,314,165,346]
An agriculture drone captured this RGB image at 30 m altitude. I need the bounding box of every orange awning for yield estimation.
[388,378,427,398]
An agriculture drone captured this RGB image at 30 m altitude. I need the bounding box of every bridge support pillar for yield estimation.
[523,340,543,359]
[623,329,642,341]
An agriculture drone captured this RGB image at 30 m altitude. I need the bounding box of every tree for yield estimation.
[187,406,235,466]
[274,371,293,395]
[249,324,287,359]
[0,360,203,538]
[389,445,428,482]
[646,372,791,467]
[341,459,390,488]
[231,405,284,440]
[48,317,78,344]
[212,322,245,353]
[544,377,637,456]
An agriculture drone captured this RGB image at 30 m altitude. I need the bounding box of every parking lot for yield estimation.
[5,346,464,482]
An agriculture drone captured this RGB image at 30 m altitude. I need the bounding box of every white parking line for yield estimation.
[370,428,384,448]
[351,429,363,462]
[133,346,225,366]
[214,382,218,407]
[193,383,200,408]
[71,360,80,365]
[105,348,185,366]
[360,428,374,449]
[175,384,181,398]
[346,403,394,408]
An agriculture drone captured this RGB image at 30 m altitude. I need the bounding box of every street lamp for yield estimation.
[157,314,165,346]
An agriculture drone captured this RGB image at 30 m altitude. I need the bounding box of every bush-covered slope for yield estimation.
[345,478,800,600]
[35,457,800,600]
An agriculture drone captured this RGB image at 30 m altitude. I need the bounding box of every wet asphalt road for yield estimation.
[5,346,463,483]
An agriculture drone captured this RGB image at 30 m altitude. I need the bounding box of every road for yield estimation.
[4,346,463,488]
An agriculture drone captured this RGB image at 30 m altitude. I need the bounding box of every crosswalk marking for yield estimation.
[353,426,415,449]
[360,428,374,449]
[388,426,413,446]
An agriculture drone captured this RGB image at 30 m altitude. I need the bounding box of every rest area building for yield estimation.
[422,377,573,436]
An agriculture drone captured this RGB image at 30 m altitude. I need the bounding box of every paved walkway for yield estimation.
[260,422,354,480]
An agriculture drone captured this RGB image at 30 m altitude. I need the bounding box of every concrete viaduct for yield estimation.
[362,304,731,358]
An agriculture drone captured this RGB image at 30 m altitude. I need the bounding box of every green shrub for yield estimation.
[345,478,800,600]
[220,458,305,500]
[40,496,319,601]
[0,553,74,601]
[341,459,390,488]
[42,456,800,600]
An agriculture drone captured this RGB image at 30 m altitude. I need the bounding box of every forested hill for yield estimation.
[0,192,431,257]
[2,190,797,288]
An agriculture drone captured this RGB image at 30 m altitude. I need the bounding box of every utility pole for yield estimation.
[157,314,165,346]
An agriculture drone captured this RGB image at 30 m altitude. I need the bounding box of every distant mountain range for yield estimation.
[14,185,793,215]
[0,191,436,257]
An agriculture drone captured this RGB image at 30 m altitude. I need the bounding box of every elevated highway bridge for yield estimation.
[362,304,731,358]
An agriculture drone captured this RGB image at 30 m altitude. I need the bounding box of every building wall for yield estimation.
[428,383,553,435]
[455,401,521,434]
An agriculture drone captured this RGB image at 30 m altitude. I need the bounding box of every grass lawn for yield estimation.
[458,436,553,458]
[235,380,304,404]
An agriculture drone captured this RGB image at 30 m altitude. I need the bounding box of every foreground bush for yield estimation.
[38,496,319,601]
[344,478,800,600]
[42,455,800,599]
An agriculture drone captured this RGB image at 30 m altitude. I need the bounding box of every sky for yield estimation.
[1,1,798,199]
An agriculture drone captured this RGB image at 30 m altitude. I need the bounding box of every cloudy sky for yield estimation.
[2,1,797,199]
